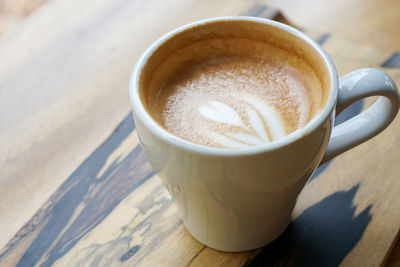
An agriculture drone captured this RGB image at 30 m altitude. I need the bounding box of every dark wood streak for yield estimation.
[120,245,141,261]
[0,201,54,259]
[61,181,180,266]
[186,246,206,267]
[381,53,400,68]
[241,3,295,28]
[316,33,331,45]
[240,3,267,17]
[0,113,157,266]
[244,184,372,267]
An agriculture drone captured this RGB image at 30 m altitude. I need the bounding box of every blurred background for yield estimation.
[1,0,399,49]
[0,0,45,36]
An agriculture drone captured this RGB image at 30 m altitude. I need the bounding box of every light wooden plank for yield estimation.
[263,0,400,51]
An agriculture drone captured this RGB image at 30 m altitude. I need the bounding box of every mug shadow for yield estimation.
[245,184,372,267]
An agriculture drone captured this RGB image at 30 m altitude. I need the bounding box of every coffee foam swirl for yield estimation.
[150,48,323,149]
[199,97,285,148]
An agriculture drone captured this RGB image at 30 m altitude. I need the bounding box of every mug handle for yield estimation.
[321,68,400,164]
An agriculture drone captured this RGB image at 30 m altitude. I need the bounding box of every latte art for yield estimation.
[144,35,326,149]
[198,97,285,148]
[153,55,323,149]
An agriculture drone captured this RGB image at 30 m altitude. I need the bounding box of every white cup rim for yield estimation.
[129,16,338,156]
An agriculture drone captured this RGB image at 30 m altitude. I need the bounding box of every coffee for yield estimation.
[140,21,328,149]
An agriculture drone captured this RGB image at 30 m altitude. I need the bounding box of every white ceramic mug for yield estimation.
[129,17,399,252]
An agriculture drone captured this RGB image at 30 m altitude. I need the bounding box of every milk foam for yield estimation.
[198,97,285,148]
[152,48,323,149]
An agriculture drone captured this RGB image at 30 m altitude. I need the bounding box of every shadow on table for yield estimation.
[245,100,369,266]
[9,114,156,267]
[245,184,372,267]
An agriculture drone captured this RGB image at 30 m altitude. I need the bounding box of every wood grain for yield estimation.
[1,0,400,266]
[387,234,400,267]
[1,4,400,265]
[0,0,47,36]
[263,0,400,51]
[2,0,400,51]
[0,0,253,249]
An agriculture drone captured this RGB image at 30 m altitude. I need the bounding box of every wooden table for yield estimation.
[1,0,400,266]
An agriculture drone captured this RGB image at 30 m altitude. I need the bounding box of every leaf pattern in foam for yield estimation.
[244,97,285,141]
[198,97,286,149]
[198,101,246,128]
[245,105,270,142]
[227,133,265,145]
[211,133,252,149]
